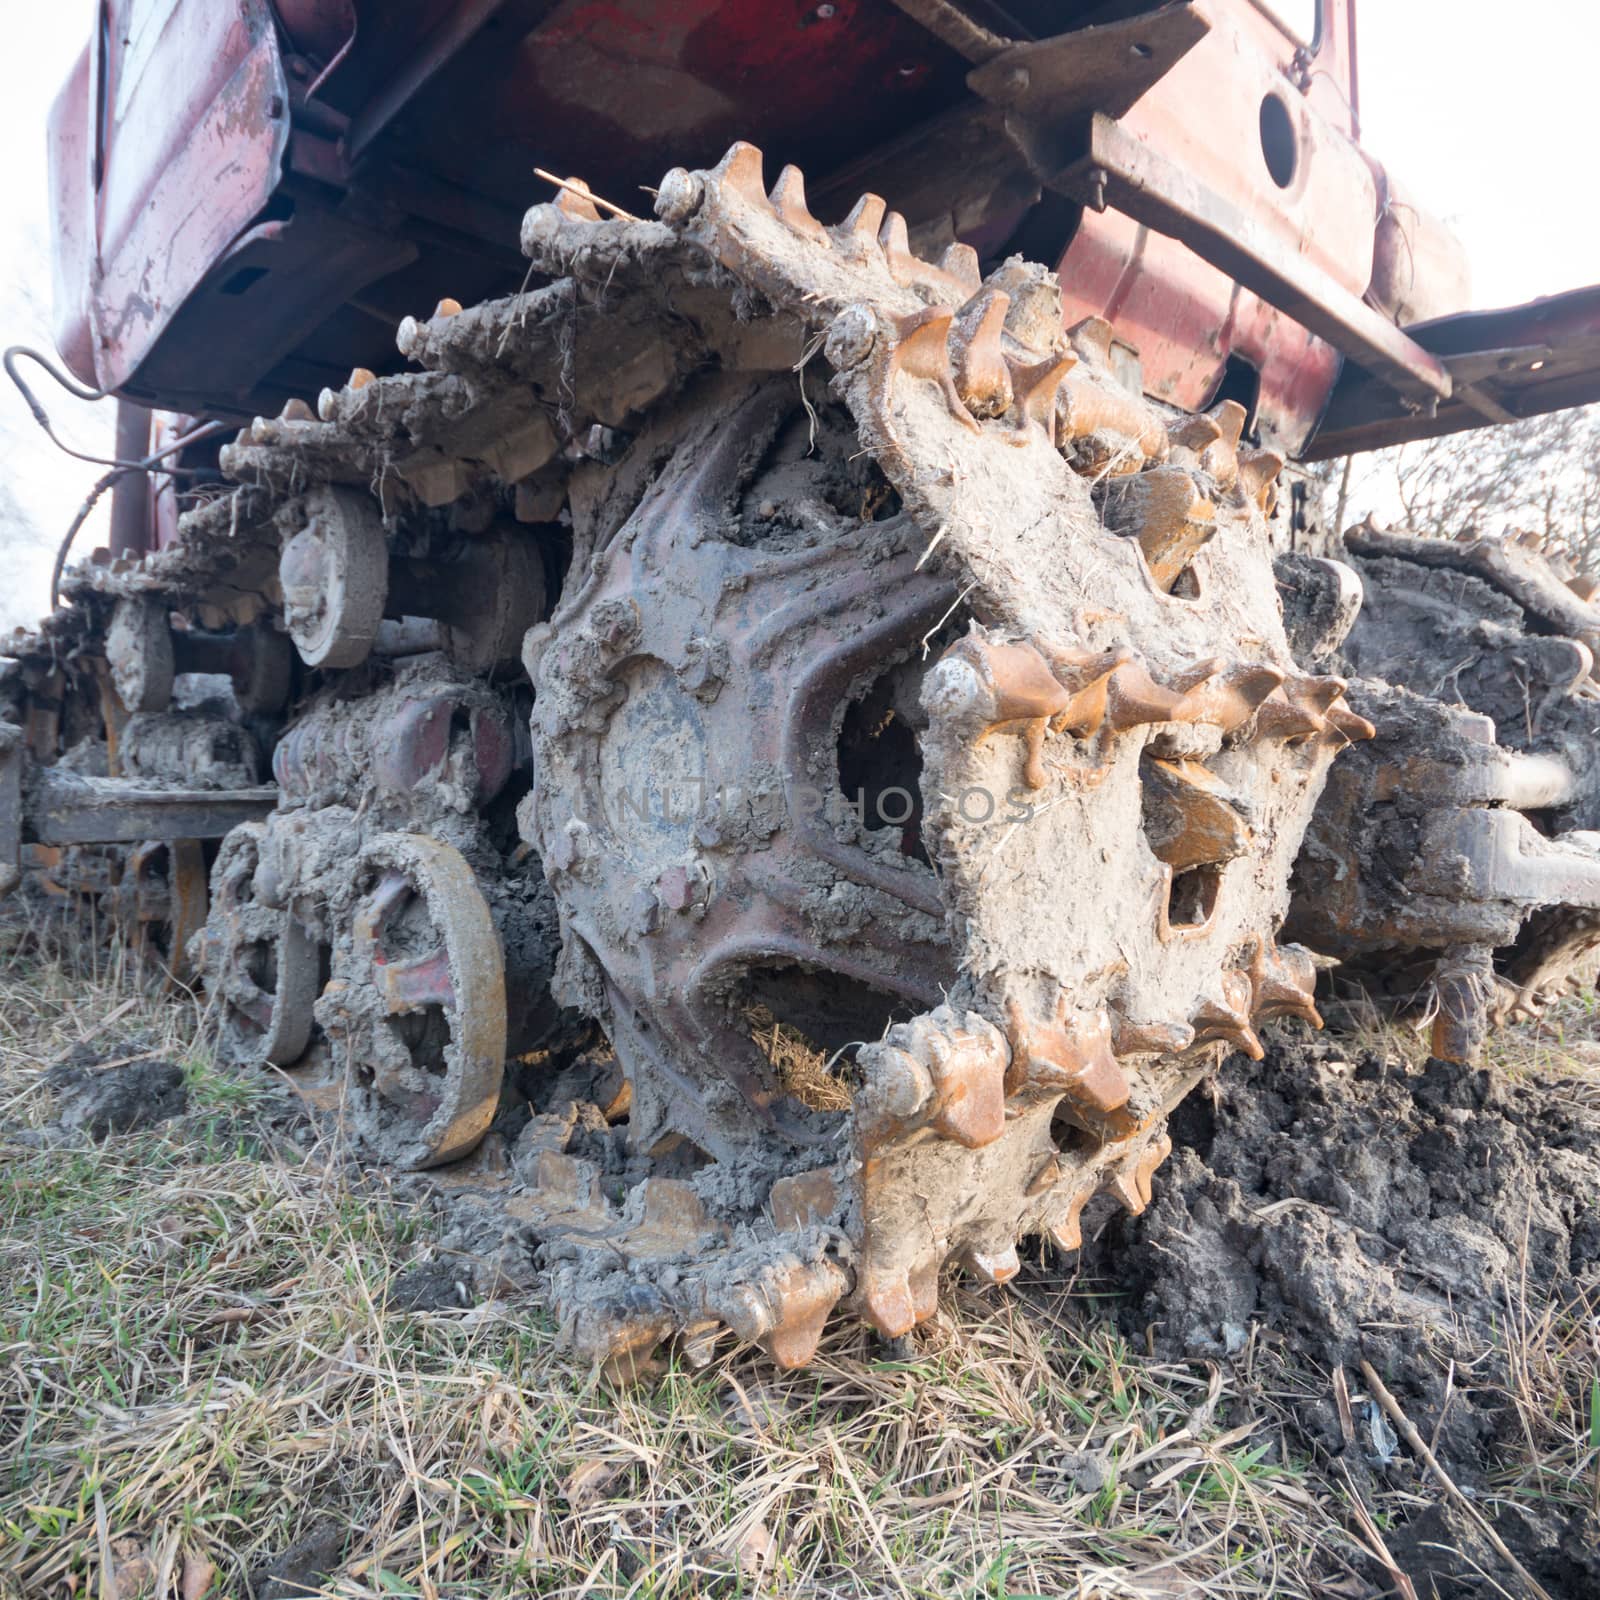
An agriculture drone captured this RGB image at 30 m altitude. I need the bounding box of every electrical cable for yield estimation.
[47,419,229,607]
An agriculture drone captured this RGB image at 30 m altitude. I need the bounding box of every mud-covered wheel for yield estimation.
[105,597,175,714]
[320,832,505,1169]
[279,485,388,669]
[202,823,320,1066]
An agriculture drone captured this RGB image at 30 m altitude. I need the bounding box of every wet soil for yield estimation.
[43,1052,188,1139]
[1080,1029,1600,1598]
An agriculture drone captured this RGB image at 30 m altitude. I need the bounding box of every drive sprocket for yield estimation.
[506,144,1372,1361]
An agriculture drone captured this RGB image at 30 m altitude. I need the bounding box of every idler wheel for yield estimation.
[280,486,388,669]
[203,823,320,1066]
[320,832,505,1168]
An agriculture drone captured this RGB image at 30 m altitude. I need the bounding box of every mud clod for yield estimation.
[1086,1030,1600,1595]
[253,1520,345,1600]
[44,1055,187,1139]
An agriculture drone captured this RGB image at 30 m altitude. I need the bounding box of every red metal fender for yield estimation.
[47,0,291,394]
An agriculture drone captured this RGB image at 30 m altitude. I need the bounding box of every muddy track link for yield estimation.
[1286,522,1600,1059]
[3,142,1376,1374]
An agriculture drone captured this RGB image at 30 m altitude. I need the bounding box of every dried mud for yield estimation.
[1080,1029,1600,1597]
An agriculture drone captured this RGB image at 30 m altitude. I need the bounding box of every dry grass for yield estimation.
[747,1008,854,1113]
[0,918,1593,1599]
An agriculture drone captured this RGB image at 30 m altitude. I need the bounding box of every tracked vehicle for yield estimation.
[5,0,1600,1372]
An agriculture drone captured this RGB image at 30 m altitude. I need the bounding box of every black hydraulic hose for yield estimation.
[45,419,229,607]
[2,344,227,605]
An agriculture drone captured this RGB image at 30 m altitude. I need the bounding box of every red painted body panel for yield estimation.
[45,0,1403,458]
[46,45,96,384]
[47,0,290,395]
[1057,2,1368,450]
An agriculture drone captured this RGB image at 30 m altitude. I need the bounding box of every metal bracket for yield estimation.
[1054,113,1453,407]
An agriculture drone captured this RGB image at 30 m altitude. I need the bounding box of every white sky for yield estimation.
[0,2,1595,630]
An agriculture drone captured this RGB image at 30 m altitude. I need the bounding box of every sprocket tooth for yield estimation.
[1045,1187,1093,1253]
[1004,997,1135,1135]
[1105,1133,1172,1216]
[876,211,973,299]
[1058,340,1169,471]
[768,163,828,244]
[883,306,982,436]
[1204,399,1248,488]
[569,1288,675,1385]
[937,633,1072,789]
[433,297,463,319]
[1109,1013,1196,1056]
[877,210,918,282]
[940,242,982,294]
[1142,759,1251,872]
[1246,937,1323,1028]
[710,1259,848,1370]
[1100,465,1217,591]
[1041,642,1134,738]
[857,1004,1009,1150]
[1167,413,1224,456]
[1176,660,1287,735]
[1191,971,1264,1059]
[1006,353,1078,446]
[1238,449,1285,516]
[948,287,1013,418]
[1293,674,1350,717]
[1254,687,1326,742]
[552,176,603,222]
[1327,704,1378,743]
[859,1258,940,1339]
[838,191,887,253]
[1071,315,1115,365]
[1103,658,1191,734]
[709,139,774,214]
[961,1239,1021,1286]
[280,398,316,423]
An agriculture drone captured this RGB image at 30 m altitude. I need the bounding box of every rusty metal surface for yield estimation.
[20,123,1360,1370]
[322,831,508,1169]
[49,0,291,394]
[43,0,1418,462]
[1307,285,1600,459]
[26,773,277,846]
[28,86,1580,1374]
[202,823,321,1066]
[1057,114,1450,408]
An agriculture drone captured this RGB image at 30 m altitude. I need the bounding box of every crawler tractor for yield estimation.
[5,0,1600,1372]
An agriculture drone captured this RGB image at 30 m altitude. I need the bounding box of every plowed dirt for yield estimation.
[1080,1028,1600,1597]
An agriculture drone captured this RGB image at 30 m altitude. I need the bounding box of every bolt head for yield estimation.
[654,167,704,226]
[824,303,878,372]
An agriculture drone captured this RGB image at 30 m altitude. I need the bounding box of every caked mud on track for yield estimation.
[2,142,1382,1374]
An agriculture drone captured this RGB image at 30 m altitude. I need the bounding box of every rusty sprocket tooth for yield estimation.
[768,163,828,243]
[1246,937,1323,1028]
[883,307,982,435]
[948,287,1013,418]
[1191,971,1264,1060]
[1006,352,1078,446]
[838,191,887,253]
